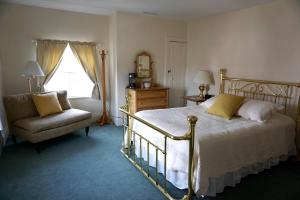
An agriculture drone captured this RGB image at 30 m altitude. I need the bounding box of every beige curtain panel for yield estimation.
[36,40,67,86]
[69,42,100,99]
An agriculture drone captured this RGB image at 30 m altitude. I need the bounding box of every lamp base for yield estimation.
[198,84,206,100]
[27,77,32,93]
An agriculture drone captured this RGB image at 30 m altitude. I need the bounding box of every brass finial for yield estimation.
[220,68,226,76]
[187,115,198,125]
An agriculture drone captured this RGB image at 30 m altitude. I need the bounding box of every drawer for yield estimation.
[137,105,168,112]
[137,90,167,99]
[136,98,167,109]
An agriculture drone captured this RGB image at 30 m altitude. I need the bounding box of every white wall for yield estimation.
[186,0,300,96]
[110,12,187,124]
[0,3,109,119]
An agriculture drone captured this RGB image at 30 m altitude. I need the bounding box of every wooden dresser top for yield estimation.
[128,87,169,91]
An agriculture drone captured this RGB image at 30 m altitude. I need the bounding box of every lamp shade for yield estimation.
[21,61,45,77]
[193,70,213,85]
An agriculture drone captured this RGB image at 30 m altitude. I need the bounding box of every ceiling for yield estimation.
[2,0,276,21]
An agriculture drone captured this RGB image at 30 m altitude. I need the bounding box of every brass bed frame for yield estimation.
[119,69,300,200]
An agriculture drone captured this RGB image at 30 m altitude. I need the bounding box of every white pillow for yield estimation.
[200,96,217,108]
[237,99,284,122]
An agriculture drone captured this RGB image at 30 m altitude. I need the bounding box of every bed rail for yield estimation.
[119,103,198,200]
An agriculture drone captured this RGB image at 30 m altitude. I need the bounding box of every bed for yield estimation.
[120,69,300,200]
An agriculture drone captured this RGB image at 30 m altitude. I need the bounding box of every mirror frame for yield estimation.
[135,52,152,78]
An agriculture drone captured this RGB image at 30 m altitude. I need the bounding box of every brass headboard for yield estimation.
[219,69,300,124]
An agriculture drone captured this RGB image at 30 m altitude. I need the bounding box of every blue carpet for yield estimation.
[0,124,300,200]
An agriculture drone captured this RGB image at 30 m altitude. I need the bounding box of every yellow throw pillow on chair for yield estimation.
[32,92,63,117]
[207,94,245,119]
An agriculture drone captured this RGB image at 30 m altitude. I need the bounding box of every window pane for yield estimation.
[45,44,94,98]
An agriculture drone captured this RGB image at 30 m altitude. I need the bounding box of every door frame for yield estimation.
[164,36,187,107]
[163,36,187,86]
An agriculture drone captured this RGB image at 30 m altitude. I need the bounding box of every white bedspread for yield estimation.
[131,105,296,196]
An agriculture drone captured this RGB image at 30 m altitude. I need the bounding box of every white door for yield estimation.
[166,41,187,108]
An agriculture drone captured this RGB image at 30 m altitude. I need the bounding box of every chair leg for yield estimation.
[11,135,17,145]
[85,126,90,136]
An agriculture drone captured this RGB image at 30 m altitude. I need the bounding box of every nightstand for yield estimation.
[183,95,213,105]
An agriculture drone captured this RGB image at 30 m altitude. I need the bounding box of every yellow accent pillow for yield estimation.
[32,92,63,117]
[207,94,245,119]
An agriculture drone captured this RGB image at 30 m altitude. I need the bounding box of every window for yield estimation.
[45,44,94,98]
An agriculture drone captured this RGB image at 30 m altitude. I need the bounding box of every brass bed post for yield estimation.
[219,68,226,94]
[183,115,198,200]
[123,95,131,155]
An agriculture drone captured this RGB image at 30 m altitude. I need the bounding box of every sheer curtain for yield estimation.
[36,40,67,88]
[69,42,100,99]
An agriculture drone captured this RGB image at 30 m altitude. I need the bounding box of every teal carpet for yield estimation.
[0,124,300,200]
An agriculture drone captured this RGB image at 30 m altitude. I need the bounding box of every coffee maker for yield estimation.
[127,73,137,88]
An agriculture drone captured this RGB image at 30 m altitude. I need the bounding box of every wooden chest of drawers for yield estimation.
[128,87,169,114]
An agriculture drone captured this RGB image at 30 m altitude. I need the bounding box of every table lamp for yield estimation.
[193,70,213,100]
[21,61,45,93]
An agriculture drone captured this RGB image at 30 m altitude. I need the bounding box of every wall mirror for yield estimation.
[135,52,152,78]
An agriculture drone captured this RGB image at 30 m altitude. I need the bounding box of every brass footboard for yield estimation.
[119,105,198,200]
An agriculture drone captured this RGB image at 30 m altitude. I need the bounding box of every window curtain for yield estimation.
[69,42,100,99]
[36,40,68,87]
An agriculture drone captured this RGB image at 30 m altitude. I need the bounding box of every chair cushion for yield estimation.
[41,90,72,110]
[56,90,72,110]
[13,109,92,133]
[32,92,63,117]
[207,94,245,119]
[3,93,38,123]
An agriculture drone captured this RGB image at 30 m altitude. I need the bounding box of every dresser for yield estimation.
[127,87,169,114]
